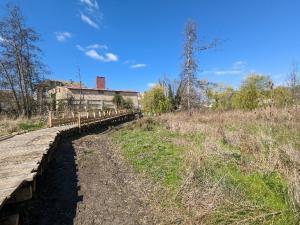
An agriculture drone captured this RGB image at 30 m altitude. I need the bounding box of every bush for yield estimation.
[141,85,171,114]
[112,93,135,109]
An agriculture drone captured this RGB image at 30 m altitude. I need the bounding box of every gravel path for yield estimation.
[23,131,157,225]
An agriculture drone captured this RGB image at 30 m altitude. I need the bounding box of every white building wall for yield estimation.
[50,87,140,110]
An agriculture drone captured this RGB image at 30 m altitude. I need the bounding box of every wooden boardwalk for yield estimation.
[0,110,140,224]
[0,125,76,210]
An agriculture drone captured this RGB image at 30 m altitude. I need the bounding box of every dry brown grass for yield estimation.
[158,107,300,224]
[0,115,46,136]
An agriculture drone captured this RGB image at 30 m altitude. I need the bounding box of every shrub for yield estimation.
[141,85,171,114]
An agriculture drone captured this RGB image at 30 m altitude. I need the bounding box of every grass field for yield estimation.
[111,108,299,224]
[0,116,45,136]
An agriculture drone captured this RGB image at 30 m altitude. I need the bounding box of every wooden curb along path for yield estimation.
[0,110,140,225]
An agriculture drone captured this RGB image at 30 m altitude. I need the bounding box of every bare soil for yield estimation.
[22,130,158,225]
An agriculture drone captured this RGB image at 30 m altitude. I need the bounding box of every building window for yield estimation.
[98,90,104,94]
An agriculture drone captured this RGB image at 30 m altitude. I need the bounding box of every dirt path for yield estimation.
[23,131,157,225]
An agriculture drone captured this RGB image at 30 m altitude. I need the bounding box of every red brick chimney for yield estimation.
[96,76,105,89]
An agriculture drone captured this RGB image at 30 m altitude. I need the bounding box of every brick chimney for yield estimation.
[96,76,105,89]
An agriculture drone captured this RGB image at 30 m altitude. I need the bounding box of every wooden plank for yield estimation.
[0,112,136,211]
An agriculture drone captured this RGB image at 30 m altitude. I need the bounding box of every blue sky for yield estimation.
[0,0,299,92]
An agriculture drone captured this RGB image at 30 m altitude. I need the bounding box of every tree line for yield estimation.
[141,21,300,114]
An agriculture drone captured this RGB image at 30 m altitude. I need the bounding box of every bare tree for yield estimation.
[77,66,84,110]
[179,21,218,115]
[0,5,45,117]
[287,62,299,107]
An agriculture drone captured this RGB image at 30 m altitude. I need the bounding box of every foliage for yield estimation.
[112,93,124,109]
[207,74,295,111]
[141,85,171,113]
[232,74,270,110]
[167,83,176,111]
[232,84,259,110]
[208,86,234,110]
[123,98,134,109]
[272,87,293,107]
[214,74,294,111]
[0,5,46,117]
[112,93,134,109]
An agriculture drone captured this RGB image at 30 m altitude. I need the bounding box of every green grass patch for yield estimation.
[196,160,296,224]
[111,118,297,224]
[111,121,184,190]
[18,121,44,131]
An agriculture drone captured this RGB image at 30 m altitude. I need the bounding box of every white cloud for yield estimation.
[80,0,98,9]
[85,49,104,61]
[86,44,107,49]
[77,43,118,62]
[76,44,85,51]
[131,64,147,69]
[55,32,72,42]
[105,53,118,62]
[80,13,99,28]
[214,70,242,75]
[232,60,247,70]
[147,83,156,88]
[84,49,118,62]
[203,60,247,76]
[0,36,3,42]
[77,44,107,51]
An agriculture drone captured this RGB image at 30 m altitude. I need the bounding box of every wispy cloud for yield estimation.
[123,60,135,64]
[55,32,72,42]
[105,53,118,62]
[80,13,99,28]
[214,70,242,75]
[86,44,107,50]
[78,44,118,62]
[124,60,147,69]
[80,0,98,9]
[232,60,246,70]
[78,0,102,29]
[0,36,3,42]
[147,83,156,88]
[131,64,147,69]
[76,44,85,51]
[203,60,247,76]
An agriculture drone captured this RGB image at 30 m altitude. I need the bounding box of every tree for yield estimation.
[0,5,45,117]
[123,98,134,109]
[232,85,259,110]
[272,87,293,107]
[141,85,171,114]
[112,93,125,109]
[180,21,199,115]
[112,93,134,110]
[208,85,234,111]
[167,83,176,111]
[287,63,300,106]
[232,74,272,110]
[179,21,218,114]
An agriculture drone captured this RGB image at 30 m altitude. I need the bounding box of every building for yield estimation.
[49,76,140,111]
[36,79,78,113]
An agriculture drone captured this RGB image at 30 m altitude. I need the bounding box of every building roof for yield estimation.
[64,86,139,94]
